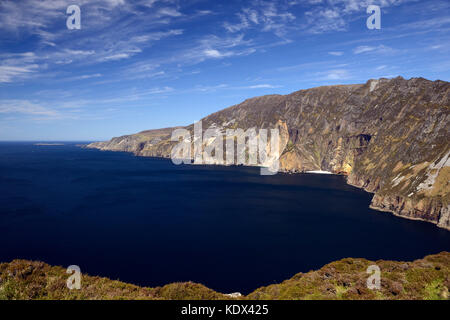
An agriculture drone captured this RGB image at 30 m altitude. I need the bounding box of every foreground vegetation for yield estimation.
[0,252,448,300]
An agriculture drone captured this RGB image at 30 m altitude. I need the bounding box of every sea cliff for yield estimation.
[87,77,450,230]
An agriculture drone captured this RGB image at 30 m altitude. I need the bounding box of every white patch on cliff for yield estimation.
[369,80,379,92]
[391,173,405,187]
[437,204,450,229]
[225,292,242,298]
[222,119,236,127]
[306,170,332,174]
[417,150,450,192]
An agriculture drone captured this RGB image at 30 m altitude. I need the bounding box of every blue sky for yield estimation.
[0,0,449,141]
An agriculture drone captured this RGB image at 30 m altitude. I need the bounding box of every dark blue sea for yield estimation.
[0,142,449,294]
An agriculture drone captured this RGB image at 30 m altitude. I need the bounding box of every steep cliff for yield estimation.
[87,77,450,230]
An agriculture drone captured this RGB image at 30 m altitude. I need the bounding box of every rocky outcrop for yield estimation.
[87,77,450,230]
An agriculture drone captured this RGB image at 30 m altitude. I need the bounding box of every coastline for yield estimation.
[82,144,450,231]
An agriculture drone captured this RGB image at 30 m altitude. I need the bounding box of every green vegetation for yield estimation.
[1,252,448,300]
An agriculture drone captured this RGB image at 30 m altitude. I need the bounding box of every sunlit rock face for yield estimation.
[87,77,450,230]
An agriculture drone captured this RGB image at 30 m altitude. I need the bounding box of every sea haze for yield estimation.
[0,142,449,294]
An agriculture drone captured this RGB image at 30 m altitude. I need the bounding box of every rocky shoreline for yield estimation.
[346,173,449,230]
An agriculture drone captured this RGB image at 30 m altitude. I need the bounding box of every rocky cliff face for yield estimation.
[87,77,450,230]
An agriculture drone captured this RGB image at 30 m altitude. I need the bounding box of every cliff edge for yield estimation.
[1,252,448,300]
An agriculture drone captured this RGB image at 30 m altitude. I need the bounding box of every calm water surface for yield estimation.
[0,142,449,293]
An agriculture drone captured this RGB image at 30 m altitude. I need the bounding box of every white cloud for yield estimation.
[168,34,256,64]
[186,83,280,93]
[202,48,248,59]
[94,86,175,103]
[395,15,450,31]
[302,0,418,33]
[246,84,280,89]
[354,46,377,54]
[143,86,174,95]
[224,1,296,38]
[190,84,229,92]
[304,8,346,33]
[196,10,214,15]
[63,49,96,56]
[0,52,40,82]
[101,53,133,61]
[68,73,103,81]
[141,0,159,8]
[316,69,352,80]
[0,0,127,32]
[0,100,62,119]
[204,49,225,58]
[0,65,39,83]
[325,0,416,14]
[0,0,186,83]
[131,29,183,43]
[0,26,183,81]
[157,7,182,17]
[326,69,350,80]
[353,45,395,54]
[328,51,344,56]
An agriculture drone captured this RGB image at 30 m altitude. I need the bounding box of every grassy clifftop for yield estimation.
[1,252,448,300]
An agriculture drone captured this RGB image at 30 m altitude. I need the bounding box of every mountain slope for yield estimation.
[87,77,450,230]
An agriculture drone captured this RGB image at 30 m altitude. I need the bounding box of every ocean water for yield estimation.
[0,142,449,294]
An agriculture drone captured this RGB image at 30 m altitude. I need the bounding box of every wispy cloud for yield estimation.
[316,69,352,81]
[157,7,183,18]
[182,83,281,93]
[302,0,419,33]
[224,1,296,38]
[67,73,103,81]
[0,84,176,122]
[0,0,186,83]
[0,52,40,83]
[245,84,280,89]
[304,7,346,34]
[0,0,127,32]
[203,49,230,58]
[169,34,255,64]
[0,65,39,83]
[353,45,396,55]
[0,100,66,120]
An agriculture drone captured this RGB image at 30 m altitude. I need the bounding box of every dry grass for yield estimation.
[1,252,448,300]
